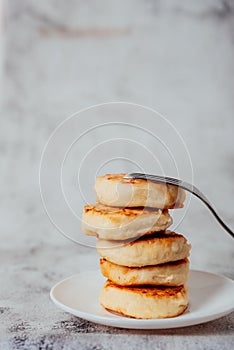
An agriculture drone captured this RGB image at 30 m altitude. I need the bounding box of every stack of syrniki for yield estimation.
[82,173,191,319]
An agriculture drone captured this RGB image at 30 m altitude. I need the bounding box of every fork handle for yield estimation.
[125,173,234,239]
[180,182,234,239]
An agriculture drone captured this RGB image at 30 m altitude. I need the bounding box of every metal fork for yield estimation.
[124,173,234,239]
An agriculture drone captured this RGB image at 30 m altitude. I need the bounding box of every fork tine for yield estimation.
[125,173,181,185]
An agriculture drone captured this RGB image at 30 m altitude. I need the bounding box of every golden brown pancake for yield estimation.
[100,258,190,286]
[95,173,186,209]
[100,280,188,319]
[96,231,191,267]
[82,203,172,240]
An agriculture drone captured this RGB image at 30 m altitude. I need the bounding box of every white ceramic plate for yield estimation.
[50,270,234,329]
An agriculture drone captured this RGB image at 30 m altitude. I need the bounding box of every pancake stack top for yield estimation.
[82,173,191,319]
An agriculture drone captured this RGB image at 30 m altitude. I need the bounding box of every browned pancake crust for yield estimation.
[104,280,186,297]
[84,203,167,218]
[120,231,185,244]
[100,257,189,271]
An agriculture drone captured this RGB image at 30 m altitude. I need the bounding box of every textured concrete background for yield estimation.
[1,0,234,349]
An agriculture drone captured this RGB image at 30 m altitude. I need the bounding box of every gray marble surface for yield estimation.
[1,0,234,349]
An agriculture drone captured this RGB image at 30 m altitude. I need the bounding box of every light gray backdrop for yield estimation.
[1,0,234,348]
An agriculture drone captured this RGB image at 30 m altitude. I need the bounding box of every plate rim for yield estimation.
[50,269,234,329]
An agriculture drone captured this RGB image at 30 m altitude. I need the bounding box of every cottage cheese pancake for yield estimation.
[95,173,186,209]
[82,203,172,240]
[100,280,188,319]
[96,232,191,267]
[100,258,189,286]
